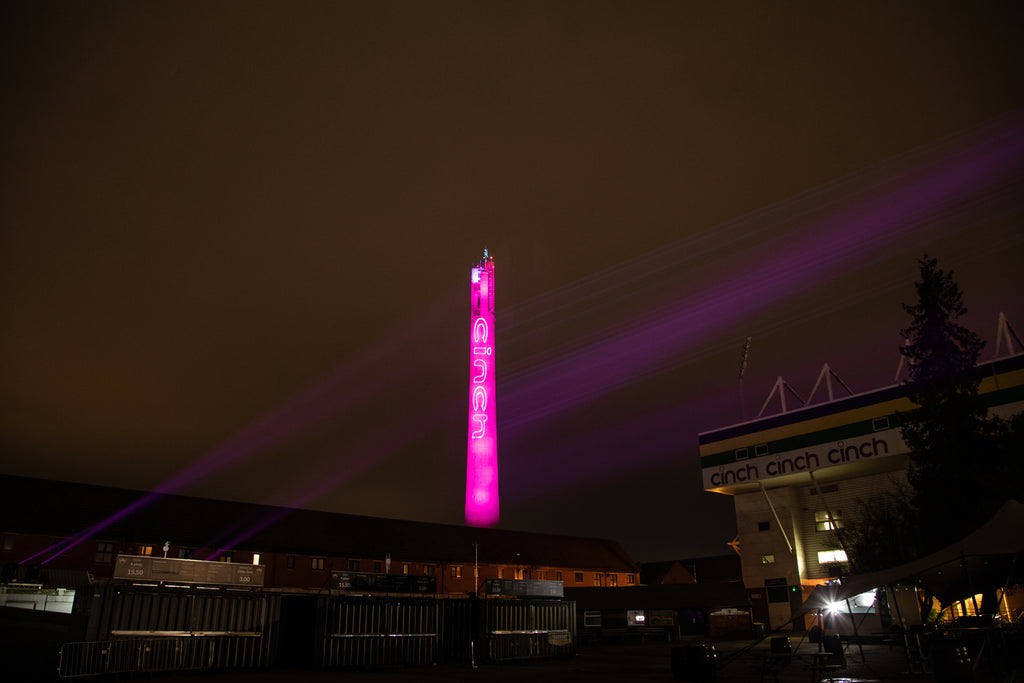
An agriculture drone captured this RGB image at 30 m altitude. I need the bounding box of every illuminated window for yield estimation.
[95,542,114,564]
[286,555,295,570]
[252,553,261,565]
[219,552,233,563]
[594,574,602,587]
[815,511,843,531]
[451,565,462,579]
[514,567,524,580]
[312,557,325,571]
[423,564,435,577]
[609,574,618,587]
[626,574,635,585]
[138,545,153,556]
[761,554,776,565]
[818,549,848,564]
[497,567,503,579]
[347,559,360,571]
[575,572,584,583]
[556,571,563,582]
[403,563,410,575]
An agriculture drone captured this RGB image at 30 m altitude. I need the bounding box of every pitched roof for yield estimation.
[0,475,639,572]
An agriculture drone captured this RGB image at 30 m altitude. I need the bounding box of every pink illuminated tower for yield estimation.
[465,249,500,527]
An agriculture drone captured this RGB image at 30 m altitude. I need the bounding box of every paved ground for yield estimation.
[154,638,933,683]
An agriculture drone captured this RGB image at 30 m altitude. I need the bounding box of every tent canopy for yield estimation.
[803,500,1024,612]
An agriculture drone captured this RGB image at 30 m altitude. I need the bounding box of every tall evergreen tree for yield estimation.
[898,255,991,553]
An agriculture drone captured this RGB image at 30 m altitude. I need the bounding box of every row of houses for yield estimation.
[1,474,657,596]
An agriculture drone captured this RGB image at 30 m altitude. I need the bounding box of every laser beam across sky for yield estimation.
[2,1,1022,562]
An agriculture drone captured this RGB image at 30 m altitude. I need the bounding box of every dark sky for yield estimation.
[2,1,1023,562]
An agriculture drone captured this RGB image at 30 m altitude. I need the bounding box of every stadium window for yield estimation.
[575,572,584,583]
[95,541,114,564]
[219,552,233,563]
[755,444,768,456]
[609,574,618,587]
[556,571,563,582]
[347,559,360,571]
[735,448,748,460]
[374,561,382,573]
[403,563,410,575]
[312,557,325,571]
[594,574,602,586]
[818,549,848,564]
[177,548,193,559]
[423,564,435,577]
[138,545,153,556]
[626,574,635,585]
[451,565,462,579]
[815,510,843,531]
[286,555,296,570]
[3,534,15,551]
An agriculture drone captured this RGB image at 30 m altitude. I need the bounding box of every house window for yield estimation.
[758,521,770,532]
[137,545,153,556]
[403,563,410,575]
[347,559,360,572]
[761,554,776,565]
[818,549,848,564]
[626,574,635,585]
[575,572,584,583]
[609,574,618,587]
[95,542,115,564]
[451,565,462,579]
[286,555,296,570]
[815,510,843,531]
[312,557,325,571]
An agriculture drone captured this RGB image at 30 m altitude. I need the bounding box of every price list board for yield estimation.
[329,571,436,594]
[113,555,265,587]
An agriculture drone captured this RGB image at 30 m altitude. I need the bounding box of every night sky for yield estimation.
[2,1,1023,562]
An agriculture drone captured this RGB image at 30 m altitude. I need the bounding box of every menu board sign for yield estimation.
[113,555,265,587]
[485,578,563,598]
[329,571,436,594]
